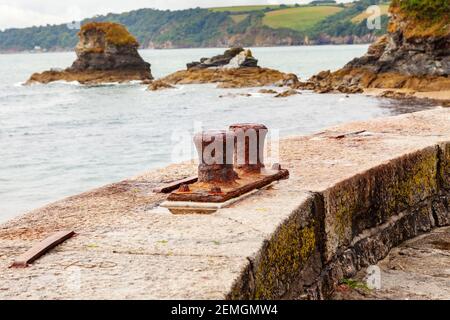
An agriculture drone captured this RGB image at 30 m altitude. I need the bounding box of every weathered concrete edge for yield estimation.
[226,141,450,300]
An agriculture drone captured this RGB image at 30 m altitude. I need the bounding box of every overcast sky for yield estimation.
[0,0,353,30]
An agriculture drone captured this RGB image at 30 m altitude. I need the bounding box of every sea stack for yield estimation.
[155,47,299,89]
[186,47,258,70]
[303,0,450,95]
[27,22,153,85]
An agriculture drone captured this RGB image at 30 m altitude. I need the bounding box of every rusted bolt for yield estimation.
[229,123,268,173]
[178,184,190,192]
[194,130,238,183]
[209,186,222,194]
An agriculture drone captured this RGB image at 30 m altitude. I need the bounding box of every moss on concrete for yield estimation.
[439,142,450,190]
[324,147,439,261]
[384,148,438,216]
[333,187,358,244]
[253,218,317,299]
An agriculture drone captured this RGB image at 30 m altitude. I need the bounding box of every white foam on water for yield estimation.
[45,80,82,86]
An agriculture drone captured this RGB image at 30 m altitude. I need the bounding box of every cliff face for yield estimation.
[346,2,449,77]
[146,33,380,49]
[303,1,450,94]
[27,22,153,85]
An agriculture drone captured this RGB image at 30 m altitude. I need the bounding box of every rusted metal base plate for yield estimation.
[167,168,289,203]
[161,189,261,215]
[10,230,75,268]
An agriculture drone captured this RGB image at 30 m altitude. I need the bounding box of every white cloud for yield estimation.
[0,0,353,30]
[0,5,66,29]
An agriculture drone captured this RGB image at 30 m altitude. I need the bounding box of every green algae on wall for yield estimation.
[253,222,317,299]
[383,148,438,217]
[439,142,450,190]
[228,141,449,300]
[324,147,439,261]
[251,195,325,300]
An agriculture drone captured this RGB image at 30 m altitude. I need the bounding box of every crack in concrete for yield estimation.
[52,248,247,259]
[223,216,268,235]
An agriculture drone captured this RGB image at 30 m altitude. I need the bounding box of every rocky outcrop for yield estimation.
[160,67,299,88]
[275,89,300,98]
[148,80,174,91]
[258,89,278,94]
[157,47,299,89]
[301,1,450,97]
[26,22,152,85]
[187,47,258,70]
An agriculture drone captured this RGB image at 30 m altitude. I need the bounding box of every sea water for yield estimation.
[0,45,434,221]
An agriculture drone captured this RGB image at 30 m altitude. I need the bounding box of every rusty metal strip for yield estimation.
[168,169,289,203]
[333,130,366,139]
[10,230,76,268]
[153,176,198,193]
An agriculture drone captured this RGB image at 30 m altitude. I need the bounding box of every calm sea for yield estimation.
[0,45,433,222]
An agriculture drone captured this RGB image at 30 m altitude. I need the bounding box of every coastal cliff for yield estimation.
[26,22,153,85]
[302,0,450,97]
[147,32,380,50]
[0,2,389,53]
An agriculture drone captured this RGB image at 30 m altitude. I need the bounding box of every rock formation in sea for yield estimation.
[154,47,299,89]
[300,0,450,95]
[186,47,258,70]
[148,79,175,91]
[26,22,153,85]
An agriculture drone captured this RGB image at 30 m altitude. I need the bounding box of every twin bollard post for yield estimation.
[194,123,268,183]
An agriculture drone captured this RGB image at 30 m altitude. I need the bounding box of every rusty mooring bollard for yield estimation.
[229,123,268,173]
[194,130,238,183]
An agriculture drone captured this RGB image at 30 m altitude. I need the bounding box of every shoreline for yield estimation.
[0,108,448,299]
[0,43,373,56]
[364,88,450,105]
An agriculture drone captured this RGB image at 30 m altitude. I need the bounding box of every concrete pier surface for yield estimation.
[0,108,449,299]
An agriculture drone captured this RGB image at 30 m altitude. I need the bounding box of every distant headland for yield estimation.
[0,0,389,53]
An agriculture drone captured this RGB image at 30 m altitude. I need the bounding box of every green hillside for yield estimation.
[0,0,390,52]
[263,6,344,32]
[210,5,293,12]
[351,3,389,22]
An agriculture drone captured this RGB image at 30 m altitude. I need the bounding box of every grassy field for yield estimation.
[210,5,293,12]
[351,4,390,23]
[262,6,344,32]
